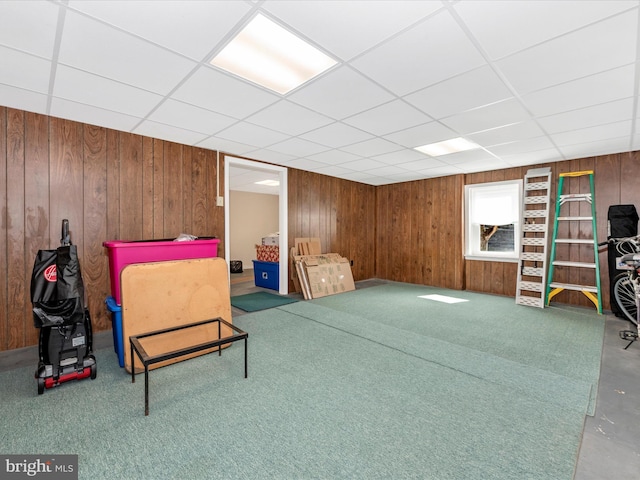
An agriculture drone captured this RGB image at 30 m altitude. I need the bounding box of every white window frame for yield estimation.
[464,179,522,262]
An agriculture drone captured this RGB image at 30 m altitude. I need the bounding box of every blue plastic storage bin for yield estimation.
[105,296,124,367]
[252,260,279,290]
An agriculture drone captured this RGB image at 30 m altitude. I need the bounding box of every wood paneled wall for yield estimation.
[2,104,639,353]
[0,107,224,351]
[375,175,465,290]
[464,153,639,311]
[287,168,377,284]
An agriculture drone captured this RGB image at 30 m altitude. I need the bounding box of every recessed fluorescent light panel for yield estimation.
[415,137,481,157]
[210,14,337,95]
[255,179,280,186]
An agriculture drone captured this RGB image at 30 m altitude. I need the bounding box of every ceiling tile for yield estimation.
[467,121,546,147]
[455,0,637,60]
[245,100,333,136]
[352,10,486,96]
[306,149,363,166]
[133,120,208,145]
[486,136,558,157]
[172,66,280,119]
[267,137,331,157]
[538,98,634,134]
[216,122,289,149]
[521,64,635,117]
[502,148,564,166]
[53,65,162,117]
[559,136,631,159]
[68,0,251,60]
[53,65,163,117]
[340,138,404,157]
[341,158,389,172]
[404,65,513,119]
[371,149,430,166]
[148,99,237,135]
[196,137,257,155]
[263,0,443,60]
[50,97,142,131]
[0,83,48,114]
[0,47,50,93]
[437,149,499,166]
[243,149,297,165]
[300,122,373,148]
[496,10,638,94]
[288,66,395,119]
[59,10,197,94]
[344,100,432,136]
[0,0,58,58]
[383,121,457,148]
[549,120,632,147]
[440,98,531,135]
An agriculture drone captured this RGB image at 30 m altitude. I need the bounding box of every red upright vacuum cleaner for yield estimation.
[32,219,97,394]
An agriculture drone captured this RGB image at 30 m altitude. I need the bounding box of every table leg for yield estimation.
[130,342,135,383]
[144,365,149,416]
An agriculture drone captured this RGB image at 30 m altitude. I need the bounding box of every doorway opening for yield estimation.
[224,156,288,295]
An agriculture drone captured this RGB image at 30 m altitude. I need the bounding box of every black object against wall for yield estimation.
[607,205,639,317]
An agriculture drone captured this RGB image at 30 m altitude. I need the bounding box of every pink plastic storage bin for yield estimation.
[103,237,220,305]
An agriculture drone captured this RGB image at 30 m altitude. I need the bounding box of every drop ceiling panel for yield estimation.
[59,11,197,95]
[53,65,162,117]
[340,138,404,157]
[133,120,208,146]
[287,66,395,119]
[0,83,47,114]
[1,1,639,188]
[263,0,444,61]
[404,65,513,120]
[307,149,363,166]
[300,122,374,148]
[148,99,236,135]
[245,100,333,136]
[538,98,634,134]
[344,100,433,136]
[440,98,531,135]
[0,47,51,93]
[550,120,633,147]
[50,97,142,131]
[521,65,635,117]
[383,122,457,149]
[172,67,280,119]
[68,0,251,60]
[216,122,289,149]
[351,10,486,96]
[467,121,546,147]
[496,11,638,94]
[454,0,637,60]
[0,0,58,58]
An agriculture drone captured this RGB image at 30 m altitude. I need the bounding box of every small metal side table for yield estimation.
[130,317,248,415]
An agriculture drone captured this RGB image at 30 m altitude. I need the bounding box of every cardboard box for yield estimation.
[293,254,355,299]
[262,236,279,246]
[256,244,279,262]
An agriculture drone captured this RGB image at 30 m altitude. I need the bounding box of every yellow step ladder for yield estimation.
[545,171,602,313]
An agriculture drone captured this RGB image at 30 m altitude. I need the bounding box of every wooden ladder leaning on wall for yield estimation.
[515,167,552,308]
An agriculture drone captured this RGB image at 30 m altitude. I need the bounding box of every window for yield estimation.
[464,180,522,262]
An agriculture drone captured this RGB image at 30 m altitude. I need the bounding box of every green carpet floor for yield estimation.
[0,283,604,479]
